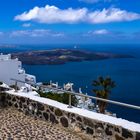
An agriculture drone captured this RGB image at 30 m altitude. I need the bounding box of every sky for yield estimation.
[0,0,140,44]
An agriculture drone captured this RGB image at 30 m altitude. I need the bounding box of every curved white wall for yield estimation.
[0,59,25,86]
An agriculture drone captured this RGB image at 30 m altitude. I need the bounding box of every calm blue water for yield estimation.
[1,44,140,123]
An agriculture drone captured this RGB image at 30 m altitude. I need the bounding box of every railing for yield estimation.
[10,78,140,111]
[44,86,140,110]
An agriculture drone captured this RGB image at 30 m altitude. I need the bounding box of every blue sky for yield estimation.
[0,0,140,44]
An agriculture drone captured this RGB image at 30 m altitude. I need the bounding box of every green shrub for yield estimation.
[38,91,77,106]
[42,82,50,85]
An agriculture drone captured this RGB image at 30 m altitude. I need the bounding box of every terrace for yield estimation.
[0,81,140,140]
[0,107,83,140]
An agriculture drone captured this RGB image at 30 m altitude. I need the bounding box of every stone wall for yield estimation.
[0,92,140,140]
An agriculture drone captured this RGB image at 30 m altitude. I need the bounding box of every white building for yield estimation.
[0,53,36,87]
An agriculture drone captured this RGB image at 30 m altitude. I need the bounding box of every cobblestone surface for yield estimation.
[0,107,84,140]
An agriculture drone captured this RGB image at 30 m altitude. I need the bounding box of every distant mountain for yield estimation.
[12,49,134,65]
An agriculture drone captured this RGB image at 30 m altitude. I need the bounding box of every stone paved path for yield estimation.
[0,107,84,140]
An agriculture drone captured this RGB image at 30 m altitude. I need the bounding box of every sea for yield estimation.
[0,44,140,123]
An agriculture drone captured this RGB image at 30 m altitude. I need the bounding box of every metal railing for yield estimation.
[10,78,140,110]
[44,86,140,110]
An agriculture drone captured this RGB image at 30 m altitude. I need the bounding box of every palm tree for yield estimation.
[92,76,115,113]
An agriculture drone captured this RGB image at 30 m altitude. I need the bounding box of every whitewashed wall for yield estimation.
[0,59,25,86]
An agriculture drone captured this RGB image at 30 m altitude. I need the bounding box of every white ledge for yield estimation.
[5,90,140,132]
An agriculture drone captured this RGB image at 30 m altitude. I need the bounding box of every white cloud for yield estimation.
[10,29,64,38]
[22,23,31,27]
[15,5,140,24]
[92,29,109,34]
[83,29,109,36]
[79,0,112,4]
[79,0,100,3]
[15,5,87,24]
[88,8,140,23]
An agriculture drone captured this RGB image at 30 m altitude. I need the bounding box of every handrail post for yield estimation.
[15,81,18,92]
[68,93,72,108]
